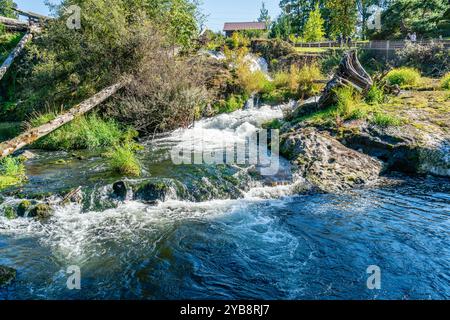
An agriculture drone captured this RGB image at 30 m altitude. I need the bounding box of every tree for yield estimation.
[0,0,17,19]
[258,1,271,26]
[303,3,325,41]
[376,0,449,39]
[269,12,293,40]
[326,0,358,38]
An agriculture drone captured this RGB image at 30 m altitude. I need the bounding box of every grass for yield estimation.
[386,67,421,87]
[0,156,26,190]
[294,47,328,53]
[366,84,385,105]
[213,94,249,114]
[441,72,450,90]
[31,113,129,151]
[106,143,141,177]
[370,112,403,127]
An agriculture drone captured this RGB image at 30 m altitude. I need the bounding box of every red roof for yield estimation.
[223,22,266,31]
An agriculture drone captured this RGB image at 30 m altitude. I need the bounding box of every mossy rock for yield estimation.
[29,203,53,221]
[133,180,172,203]
[0,265,16,287]
[17,200,32,217]
[112,181,129,200]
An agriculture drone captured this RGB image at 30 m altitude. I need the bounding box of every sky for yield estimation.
[14,0,281,32]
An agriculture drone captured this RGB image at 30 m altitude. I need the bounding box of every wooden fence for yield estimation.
[295,40,450,51]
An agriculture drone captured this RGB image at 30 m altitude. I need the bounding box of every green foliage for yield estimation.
[226,32,250,49]
[386,67,421,87]
[326,0,358,38]
[262,119,283,130]
[106,143,141,177]
[258,1,271,25]
[303,4,325,42]
[335,87,364,120]
[0,32,22,62]
[26,111,58,128]
[441,72,450,90]
[370,112,403,127]
[214,94,249,114]
[32,114,129,151]
[366,84,385,105]
[373,0,449,39]
[0,0,17,19]
[0,156,25,190]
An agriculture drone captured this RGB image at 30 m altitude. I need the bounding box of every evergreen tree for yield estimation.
[303,3,325,41]
[258,1,271,26]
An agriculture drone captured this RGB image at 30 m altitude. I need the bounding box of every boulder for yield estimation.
[28,203,53,221]
[0,265,16,287]
[112,181,129,200]
[133,181,173,203]
[281,127,383,192]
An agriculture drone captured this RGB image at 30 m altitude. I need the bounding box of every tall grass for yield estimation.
[106,143,141,177]
[32,114,127,151]
[386,67,421,87]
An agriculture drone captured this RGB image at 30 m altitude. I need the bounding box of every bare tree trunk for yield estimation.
[0,81,128,159]
[318,50,373,109]
[0,16,29,31]
[0,32,33,81]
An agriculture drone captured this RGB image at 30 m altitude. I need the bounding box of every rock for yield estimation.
[29,203,53,221]
[17,200,32,217]
[133,181,172,203]
[19,150,36,160]
[112,181,129,200]
[281,127,383,192]
[0,265,16,287]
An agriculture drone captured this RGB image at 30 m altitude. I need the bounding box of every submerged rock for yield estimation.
[28,203,53,221]
[112,181,129,200]
[133,180,173,203]
[3,206,17,220]
[281,128,383,192]
[0,265,16,287]
[17,200,32,217]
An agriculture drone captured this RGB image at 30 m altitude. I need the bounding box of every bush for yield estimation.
[396,42,449,77]
[0,156,26,190]
[370,112,403,127]
[295,64,322,97]
[441,72,450,90]
[366,84,385,105]
[386,67,421,87]
[33,114,128,151]
[213,94,249,114]
[106,143,141,177]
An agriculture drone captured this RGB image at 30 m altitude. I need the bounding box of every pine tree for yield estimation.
[258,1,271,26]
[303,3,325,41]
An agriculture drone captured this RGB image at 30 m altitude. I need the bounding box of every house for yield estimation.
[223,22,267,37]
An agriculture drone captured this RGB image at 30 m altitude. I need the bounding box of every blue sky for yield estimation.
[14,0,281,32]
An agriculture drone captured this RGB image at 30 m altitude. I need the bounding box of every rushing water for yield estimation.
[1,104,450,300]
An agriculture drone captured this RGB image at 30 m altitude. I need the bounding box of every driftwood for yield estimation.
[0,16,29,31]
[0,32,33,81]
[12,8,52,22]
[318,50,373,109]
[0,81,128,159]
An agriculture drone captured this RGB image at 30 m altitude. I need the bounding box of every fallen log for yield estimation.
[0,80,128,159]
[12,8,52,22]
[0,16,29,31]
[318,50,373,109]
[0,31,33,81]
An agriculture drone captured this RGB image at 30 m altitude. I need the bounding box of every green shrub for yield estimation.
[366,84,385,105]
[370,112,403,127]
[441,72,450,90]
[386,67,421,87]
[0,156,26,190]
[262,119,283,130]
[26,111,58,128]
[106,143,141,177]
[214,94,249,114]
[295,64,323,97]
[33,114,127,151]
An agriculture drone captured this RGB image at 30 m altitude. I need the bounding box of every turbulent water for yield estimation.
[1,104,450,300]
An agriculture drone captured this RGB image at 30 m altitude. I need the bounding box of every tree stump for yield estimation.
[318,50,373,109]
